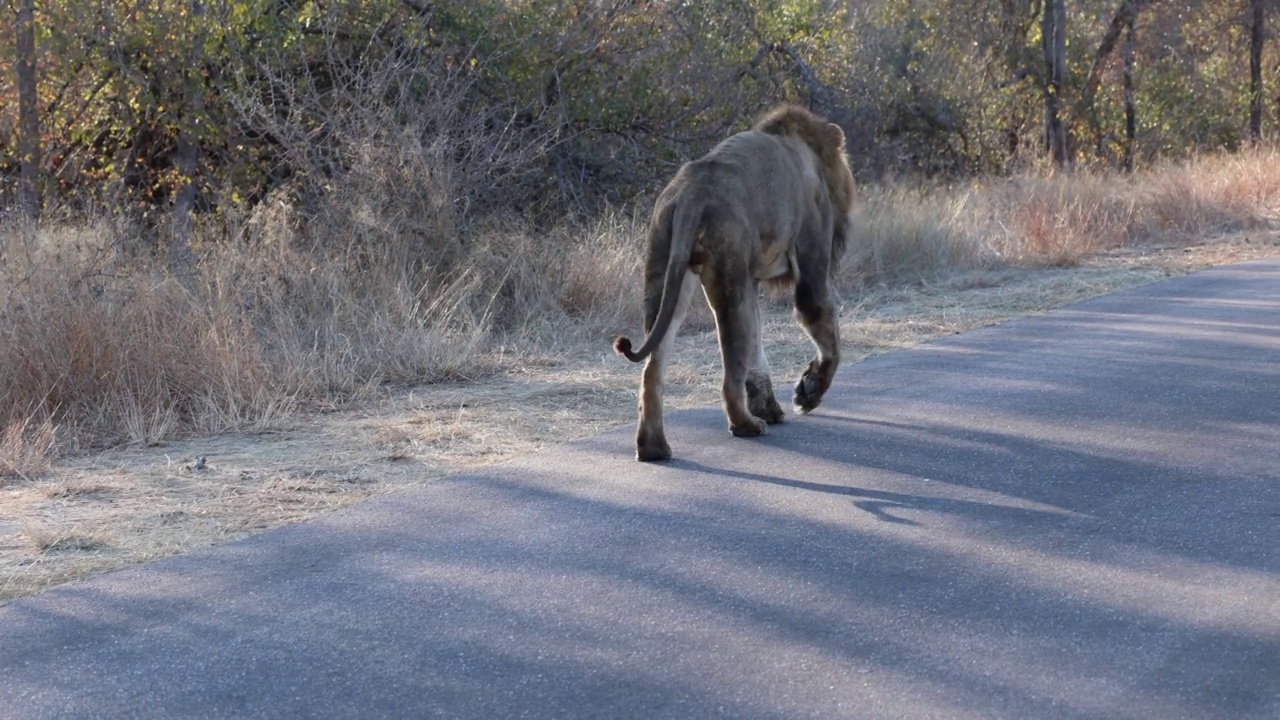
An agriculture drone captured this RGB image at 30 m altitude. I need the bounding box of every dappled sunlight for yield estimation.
[2,386,1275,717]
[3,258,1276,718]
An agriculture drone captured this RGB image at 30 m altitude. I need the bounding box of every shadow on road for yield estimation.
[2,261,1278,719]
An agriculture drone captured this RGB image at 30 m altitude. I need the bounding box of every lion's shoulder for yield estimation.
[751,104,856,263]
[753,104,853,203]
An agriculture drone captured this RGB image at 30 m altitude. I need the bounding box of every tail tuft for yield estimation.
[613,336,646,362]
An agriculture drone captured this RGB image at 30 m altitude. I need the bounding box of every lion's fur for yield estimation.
[753,105,855,270]
[613,104,855,461]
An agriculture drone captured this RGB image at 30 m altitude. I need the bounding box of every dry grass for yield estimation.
[3,234,1274,605]
[844,147,1280,282]
[5,144,1275,457]
[0,415,57,483]
[1,146,1279,604]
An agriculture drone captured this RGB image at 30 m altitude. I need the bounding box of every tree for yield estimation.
[1249,0,1265,145]
[1122,11,1137,170]
[14,0,38,218]
[1080,0,1155,158]
[170,0,207,268]
[1042,0,1068,167]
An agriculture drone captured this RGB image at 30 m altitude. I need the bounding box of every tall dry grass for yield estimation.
[0,201,640,468]
[3,148,1278,467]
[842,148,1280,287]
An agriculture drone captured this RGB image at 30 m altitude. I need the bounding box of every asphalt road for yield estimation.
[1,260,1277,720]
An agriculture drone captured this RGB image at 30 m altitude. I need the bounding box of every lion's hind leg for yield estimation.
[635,270,700,461]
[704,275,768,438]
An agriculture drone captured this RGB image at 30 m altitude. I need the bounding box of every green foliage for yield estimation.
[0,0,1275,225]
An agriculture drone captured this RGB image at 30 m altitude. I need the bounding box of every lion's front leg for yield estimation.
[746,298,785,424]
[793,275,840,413]
[746,374,785,424]
[794,355,837,413]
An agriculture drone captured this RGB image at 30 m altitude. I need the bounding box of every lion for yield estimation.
[613,104,855,462]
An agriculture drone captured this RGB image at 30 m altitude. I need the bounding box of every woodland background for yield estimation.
[1,0,1279,459]
[3,1,1276,228]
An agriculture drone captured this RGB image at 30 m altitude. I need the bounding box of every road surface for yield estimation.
[1,260,1277,719]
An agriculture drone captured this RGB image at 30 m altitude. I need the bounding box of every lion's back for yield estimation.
[683,131,820,216]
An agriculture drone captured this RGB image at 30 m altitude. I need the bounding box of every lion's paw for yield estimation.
[637,446,672,462]
[636,427,672,462]
[756,399,786,424]
[729,417,767,437]
[793,374,824,413]
[748,386,786,424]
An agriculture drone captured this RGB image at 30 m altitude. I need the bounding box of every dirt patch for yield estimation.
[2,234,1277,604]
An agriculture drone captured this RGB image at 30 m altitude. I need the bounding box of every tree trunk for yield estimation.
[15,0,40,220]
[1249,0,1264,146]
[1122,15,1137,172]
[1082,0,1154,109]
[170,0,206,269]
[1042,0,1068,168]
[1081,0,1154,150]
[999,0,1035,167]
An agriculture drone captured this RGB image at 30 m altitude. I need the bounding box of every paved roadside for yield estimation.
[1,260,1277,719]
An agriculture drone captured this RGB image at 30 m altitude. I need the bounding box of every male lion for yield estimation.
[613,104,855,462]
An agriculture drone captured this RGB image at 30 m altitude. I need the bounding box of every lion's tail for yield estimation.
[613,197,702,363]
